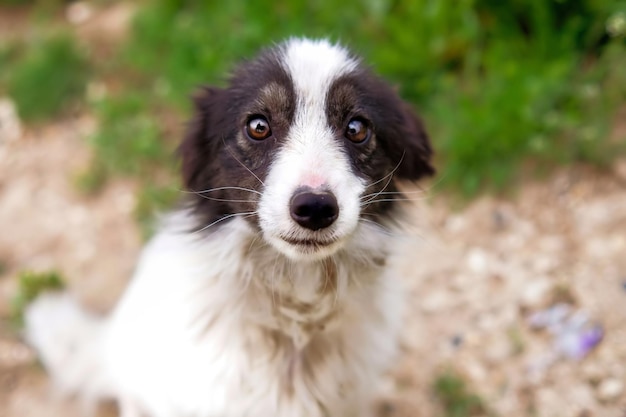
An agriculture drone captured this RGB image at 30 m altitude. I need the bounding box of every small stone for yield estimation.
[491,209,507,230]
[466,247,488,274]
[614,158,626,183]
[568,384,597,410]
[444,214,466,233]
[0,98,22,143]
[115,190,136,214]
[420,290,453,313]
[520,278,554,309]
[0,339,35,367]
[596,378,624,402]
[459,357,487,382]
[581,362,604,384]
[66,1,92,24]
[450,334,463,348]
[483,336,513,364]
[535,387,562,417]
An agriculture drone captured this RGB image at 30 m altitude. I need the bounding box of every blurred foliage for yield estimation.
[88,94,168,177]
[2,34,89,122]
[433,369,488,417]
[115,0,626,198]
[10,270,65,328]
[1,0,625,217]
[134,184,180,238]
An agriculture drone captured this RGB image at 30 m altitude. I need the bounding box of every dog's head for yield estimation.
[180,38,434,261]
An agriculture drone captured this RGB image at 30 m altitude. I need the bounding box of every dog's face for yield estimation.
[180,39,434,261]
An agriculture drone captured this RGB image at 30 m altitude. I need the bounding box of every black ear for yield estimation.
[363,73,435,181]
[178,87,224,190]
[392,102,435,180]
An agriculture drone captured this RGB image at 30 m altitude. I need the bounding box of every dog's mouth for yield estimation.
[280,236,338,249]
[262,231,347,261]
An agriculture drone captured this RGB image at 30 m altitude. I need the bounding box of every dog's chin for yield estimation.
[264,233,346,262]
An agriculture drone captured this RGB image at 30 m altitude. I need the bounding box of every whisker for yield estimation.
[363,151,405,191]
[193,211,258,234]
[222,139,265,186]
[181,186,262,196]
[359,217,425,240]
[358,218,393,235]
[195,196,258,204]
[360,196,430,207]
[360,189,428,200]
[360,152,406,205]
[404,171,449,195]
[361,172,396,205]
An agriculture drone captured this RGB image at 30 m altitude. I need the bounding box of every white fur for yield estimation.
[259,39,363,261]
[26,215,404,417]
[24,39,408,417]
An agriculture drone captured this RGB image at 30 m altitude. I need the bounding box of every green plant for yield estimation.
[6,34,89,122]
[10,270,65,328]
[0,41,20,89]
[134,183,180,238]
[100,0,626,200]
[424,0,626,196]
[81,93,178,235]
[433,369,488,417]
[74,158,109,195]
[11,0,620,234]
[88,93,170,177]
[507,326,525,356]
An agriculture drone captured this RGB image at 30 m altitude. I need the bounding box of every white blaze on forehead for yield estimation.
[257,39,365,260]
[278,39,360,183]
[281,38,358,106]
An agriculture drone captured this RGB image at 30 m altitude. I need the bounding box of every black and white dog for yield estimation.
[25,38,434,417]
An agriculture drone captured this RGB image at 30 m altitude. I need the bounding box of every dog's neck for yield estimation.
[189,216,391,349]
[243,232,388,349]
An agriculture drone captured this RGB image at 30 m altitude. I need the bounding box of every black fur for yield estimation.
[179,42,434,232]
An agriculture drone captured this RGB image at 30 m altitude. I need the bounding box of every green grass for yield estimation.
[10,270,66,328]
[108,0,626,198]
[2,0,625,230]
[134,184,180,238]
[433,369,488,417]
[88,94,170,177]
[4,34,90,123]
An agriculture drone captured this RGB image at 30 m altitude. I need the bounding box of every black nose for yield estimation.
[290,190,339,231]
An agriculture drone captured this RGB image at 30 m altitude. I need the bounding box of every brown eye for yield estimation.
[345,118,370,143]
[246,116,272,141]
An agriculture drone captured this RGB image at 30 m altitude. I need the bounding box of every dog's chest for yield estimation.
[249,259,346,349]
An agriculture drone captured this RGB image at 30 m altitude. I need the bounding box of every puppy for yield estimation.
[25,38,434,417]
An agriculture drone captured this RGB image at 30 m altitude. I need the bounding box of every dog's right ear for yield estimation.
[179,87,224,191]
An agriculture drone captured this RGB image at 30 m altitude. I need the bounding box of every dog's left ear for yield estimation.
[383,101,435,181]
[178,86,225,191]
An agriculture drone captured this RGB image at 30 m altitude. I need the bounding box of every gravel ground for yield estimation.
[384,161,626,417]
[1,111,625,417]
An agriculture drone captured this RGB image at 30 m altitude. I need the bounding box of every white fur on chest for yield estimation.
[103,215,404,417]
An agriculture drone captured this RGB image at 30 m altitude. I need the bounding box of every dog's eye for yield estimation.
[245,117,272,141]
[345,119,370,144]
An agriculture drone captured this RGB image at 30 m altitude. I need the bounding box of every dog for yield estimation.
[24,38,434,417]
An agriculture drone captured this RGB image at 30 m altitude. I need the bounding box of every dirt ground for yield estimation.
[1,4,626,417]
